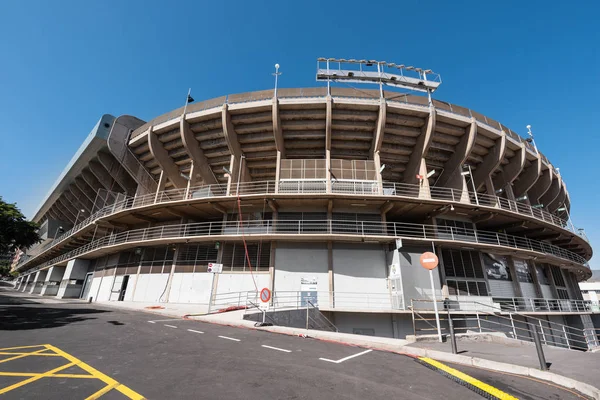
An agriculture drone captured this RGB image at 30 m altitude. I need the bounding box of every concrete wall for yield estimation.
[216,272,271,295]
[169,272,213,304]
[274,242,329,293]
[333,312,394,338]
[40,266,65,296]
[131,273,169,303]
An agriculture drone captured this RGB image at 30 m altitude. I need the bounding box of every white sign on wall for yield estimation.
[207,263,223,273]
[300,277,318,307]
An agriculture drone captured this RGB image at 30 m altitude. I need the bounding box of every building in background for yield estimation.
[11,60,599,348]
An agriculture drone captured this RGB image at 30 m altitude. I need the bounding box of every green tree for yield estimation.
[0,197,40,256]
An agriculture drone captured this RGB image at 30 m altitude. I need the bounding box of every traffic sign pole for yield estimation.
[419,251,442,343]
[429,269,442,343]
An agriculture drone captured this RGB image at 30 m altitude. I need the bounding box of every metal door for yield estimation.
[118,275,130,301]
[80,273,93,300]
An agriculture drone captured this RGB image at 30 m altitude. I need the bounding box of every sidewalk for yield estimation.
[94,300,209,319]
[409,339,600,390]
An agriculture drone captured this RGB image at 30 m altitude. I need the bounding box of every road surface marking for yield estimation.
[417,357,518,400]
[218,336,240,342]
[0,348,50,364]
[164,324,178,329]
[148,318,181,323]
[319,349,372,364]
[187,329,204,334]
[0,344,144,399]
[261,345,291,353]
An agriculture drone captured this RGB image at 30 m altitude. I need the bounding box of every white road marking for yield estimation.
[261,345,291,353]
[187,329,204,334]
[148,318,182,323]
[218,335,240,342]
[164,324,178,328]
[319,349,372,364]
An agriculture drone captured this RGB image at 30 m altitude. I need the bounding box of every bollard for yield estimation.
[531,325,548,370]
[447,310,458,354]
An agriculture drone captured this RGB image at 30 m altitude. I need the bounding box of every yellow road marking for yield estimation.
[0,372,96,379]
[0,344,145,399]
[419,357,518,400]
[0,351,60,356]
[0,344,48,351]
[0,348,50,364]
[86,381,120,400]
[46,345,145,400]
[0,362,75,395]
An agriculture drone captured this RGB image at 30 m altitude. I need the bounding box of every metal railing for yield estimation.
[22,217,590,276]
[410,299,598,351]
[492,297,592,313]
[18,178,588,271]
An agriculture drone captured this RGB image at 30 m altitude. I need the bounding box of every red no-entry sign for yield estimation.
[260,288,271,303]
[420,252,439,270]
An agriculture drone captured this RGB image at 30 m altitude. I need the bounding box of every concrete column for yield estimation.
[40,266,66,296]
[529,261,544,298]
[274,151,281,194]
[373,151,383,195]
[506,257,524,298]
[56,259,91,299]
[154,170,167,203]
[417,159,431,199]
[21,274,31,292]
[30,270,48,294]
[163,245,181,303]
[328,241,334,308]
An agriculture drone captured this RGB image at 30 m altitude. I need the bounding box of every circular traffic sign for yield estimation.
[419,252,439,270]
[260,288,271,303]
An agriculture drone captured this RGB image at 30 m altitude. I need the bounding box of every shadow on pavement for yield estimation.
[0,306,110,331]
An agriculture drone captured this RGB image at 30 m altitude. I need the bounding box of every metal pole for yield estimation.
[273,64,281,97]
[447,309,457,354]
[183,88,191,115]
[429,269,442,342]
[531,325,548,370]
[236,154,244,196]
[467,165,479,205]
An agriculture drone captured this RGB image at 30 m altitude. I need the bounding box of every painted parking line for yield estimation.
[319,349,372,364]
[0,344,145,399]
[417,357,518,400]
[187,329,204,334]
[148,319,182,323]
[218,336,240,342]
[164,325,178,329]
[261,345,291,353]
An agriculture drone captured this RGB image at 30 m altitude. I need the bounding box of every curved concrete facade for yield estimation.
[14,87,596,342]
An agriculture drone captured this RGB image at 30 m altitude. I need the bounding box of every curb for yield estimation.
[191,315,600,400]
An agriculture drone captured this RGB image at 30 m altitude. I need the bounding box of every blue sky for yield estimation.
[0,0,598,267]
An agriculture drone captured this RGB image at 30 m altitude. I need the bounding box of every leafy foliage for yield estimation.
[0,197,40,255]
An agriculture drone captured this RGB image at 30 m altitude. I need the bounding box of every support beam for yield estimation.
[180,118,218,185]
[211,203,227,215]
[493,144,526,191]
[370,98,387,155]
[472,133,506,190]
[272,98,285,156]
[68,185,93,211]
[147,126,187,188]
[55,196,77,222]
[405,107,436,184]
[74,177,97,205]
[541,176,562,212]
[222,104,250,183]
[81,168,105,194]
[528,167,553,205]
[97,151,137,195]
[89,160,122,192]
[436,119,477,187]
[548,182,566,214]
[513,155,542,199]
[325,96,332,194]
[131,213,158,223]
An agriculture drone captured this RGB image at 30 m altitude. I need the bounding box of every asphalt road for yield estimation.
[0,287,590,400]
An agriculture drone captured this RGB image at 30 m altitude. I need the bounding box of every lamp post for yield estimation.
[53,226,65,241]
[273,64,281,97]
[74,209,86,225]
[461,165,479,205]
